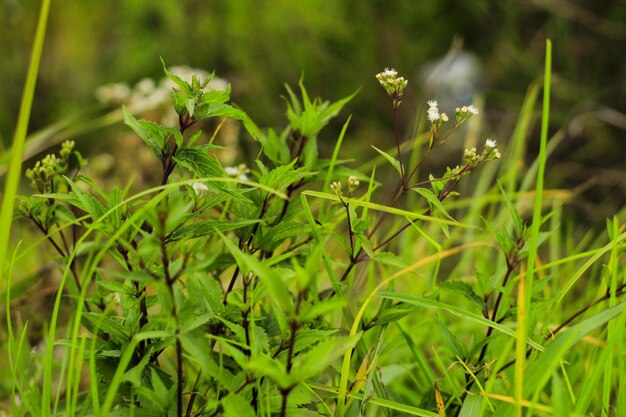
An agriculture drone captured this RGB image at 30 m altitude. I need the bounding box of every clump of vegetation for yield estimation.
[1,7,625,416]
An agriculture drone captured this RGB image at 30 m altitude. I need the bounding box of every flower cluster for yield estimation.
[25,140,76,192]
[426,100,450,130]
[330,181,343,196]
[455,105,479,124]
[463,139,501,165]
[376,68,408,105]
[348,175,360,191]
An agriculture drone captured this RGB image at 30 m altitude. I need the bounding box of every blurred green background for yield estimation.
[2,0,625,221]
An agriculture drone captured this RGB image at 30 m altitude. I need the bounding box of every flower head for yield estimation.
[192,182,209,196]
[427,100,440,122]
[330,181,343,196]
[376,68,408,99]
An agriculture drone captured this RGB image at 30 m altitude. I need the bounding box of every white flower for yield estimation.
[485,138,497,148]
[192,182,209,195]
[427,100,438,108]
[330,181,343,195]
[382,68,398,77]
[466,105,479,115]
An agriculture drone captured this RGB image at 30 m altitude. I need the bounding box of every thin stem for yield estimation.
[391,99,405,182]
[159,213,183,417]
[280,291,304,417]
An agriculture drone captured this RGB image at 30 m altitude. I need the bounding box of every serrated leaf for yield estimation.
[257,221,310,251]
[123,107,165,159]
[222,393,256,417]
[186,273,225,316]
[62,176,107,219]
[83,312,129,344]
[173,146,224,178]
[355,233,374,258]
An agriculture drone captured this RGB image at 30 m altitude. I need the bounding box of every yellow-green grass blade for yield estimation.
[0,0,52,293]
[515,38,551,416]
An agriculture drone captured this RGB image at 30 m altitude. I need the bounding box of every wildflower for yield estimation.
[427,100,440,122]
[330,181,343,196]
[192,182,209,196]
[455,104,479,124]
[465,105,479,115]
[463,147,479,164]
[348,176,360,194]
[483,138,501,159]
[376,68,408,98]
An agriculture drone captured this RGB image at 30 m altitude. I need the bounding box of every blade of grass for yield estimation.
[515,38,551,417]
[0,0,52,291]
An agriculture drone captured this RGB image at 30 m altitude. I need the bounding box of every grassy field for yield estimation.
[1,2,625,416]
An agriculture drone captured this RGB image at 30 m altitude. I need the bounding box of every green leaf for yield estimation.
[123,107,165,159]
[219,232,292,312]
[435,318,467,359]
[439,281,483,310]
[222,394,256,417]
[83,313,129,344]
[61,176,107,220]
[167,219,261,242]
[355,233,374,259]
[195,103,263,141]
[291,335,360,382]
[186,273,225,316]
[411,187,455,221]
[371,145,401,176]
[259,128,290,164]
[259,161,313,194]
[173,146,224,178]
[372,252,410,270]
[257,221,311,251]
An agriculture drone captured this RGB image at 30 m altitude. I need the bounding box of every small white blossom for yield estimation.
[466,105,479,115]
[330,181,343,195]
[485,138,497,148]
[192,182,209,195]
[441,113,449,122]
[427,99,440,122]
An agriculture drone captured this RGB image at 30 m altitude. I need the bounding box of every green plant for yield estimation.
[3,37,626,417]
